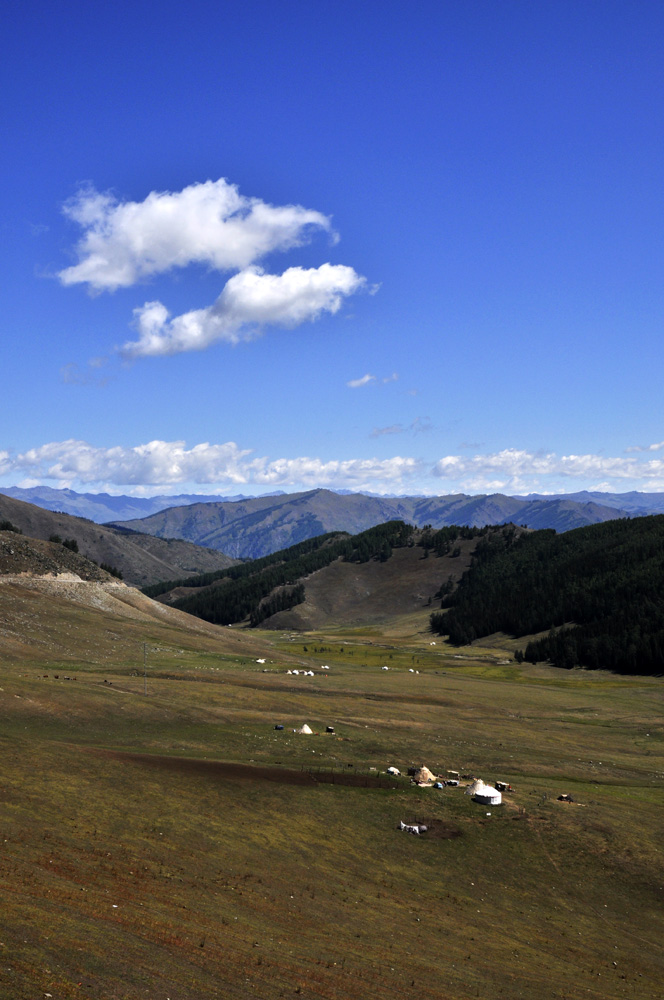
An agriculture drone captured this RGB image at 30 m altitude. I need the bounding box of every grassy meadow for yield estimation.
[0,595,662,999]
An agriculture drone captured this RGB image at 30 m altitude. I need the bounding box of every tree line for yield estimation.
[430,516,664,675]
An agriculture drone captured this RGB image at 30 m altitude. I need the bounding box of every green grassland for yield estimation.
[0,596,662,999]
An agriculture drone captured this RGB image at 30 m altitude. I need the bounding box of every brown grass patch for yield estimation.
[399,817,463,839]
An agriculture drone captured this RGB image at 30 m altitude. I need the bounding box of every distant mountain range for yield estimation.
[515,490,664,515]
[5,484,664,562]
[108,487,636,559]
[0,486,257,522]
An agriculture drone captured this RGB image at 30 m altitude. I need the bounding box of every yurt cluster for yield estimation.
[389,764,506,805]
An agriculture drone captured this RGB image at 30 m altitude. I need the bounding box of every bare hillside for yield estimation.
[0,526,261,663]
[262,538,476,629]
[1,530,113,581]
[0,494,236,586]
[0,569,273,667]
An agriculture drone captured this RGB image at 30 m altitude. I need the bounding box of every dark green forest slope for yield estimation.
[430,516,664,675]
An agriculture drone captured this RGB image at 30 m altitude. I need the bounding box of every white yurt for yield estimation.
[466,779,502,805]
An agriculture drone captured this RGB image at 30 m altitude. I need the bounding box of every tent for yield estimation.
[387,766,400,776]
[413,766,436,785]
[296,723,313,734]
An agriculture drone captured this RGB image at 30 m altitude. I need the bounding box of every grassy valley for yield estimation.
[0,528,662,998]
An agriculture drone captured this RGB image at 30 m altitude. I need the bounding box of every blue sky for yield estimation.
[2,0,664,497]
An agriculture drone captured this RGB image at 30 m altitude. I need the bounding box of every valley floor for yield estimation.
[0,592,662,999]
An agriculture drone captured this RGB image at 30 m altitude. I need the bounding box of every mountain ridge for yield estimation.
[107,487,632,559]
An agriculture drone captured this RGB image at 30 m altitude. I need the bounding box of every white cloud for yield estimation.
[123,264,365,357]
[3,439,420,491]
[431,448,664,492]
[57,177,367,358]
[347,373,376,388]
[8,440,664,496]
[347,371,399,389]
[58,178,333,292]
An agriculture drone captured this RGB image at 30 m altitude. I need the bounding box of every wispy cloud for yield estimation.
[370,424,402,437]
[371,417,432,438]
[57,178,367,358]
[346,371,399,389]
[60,358,110,386]
[625,440,664,454]
[347,373,376,388]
